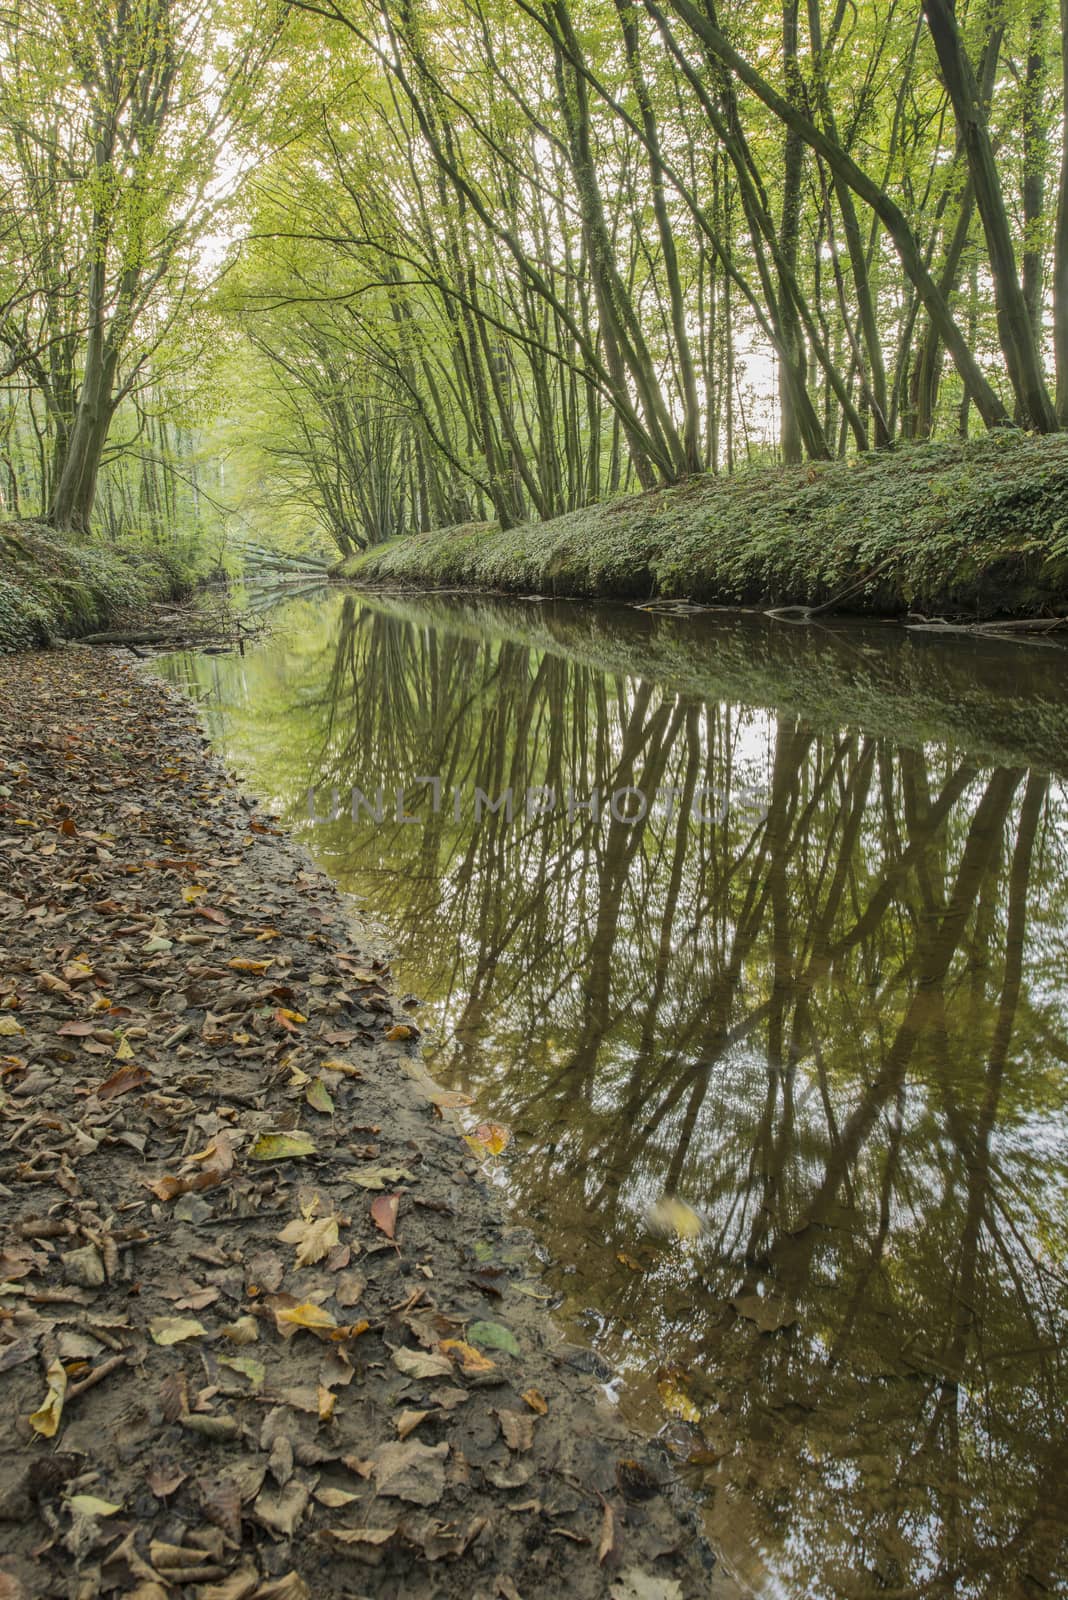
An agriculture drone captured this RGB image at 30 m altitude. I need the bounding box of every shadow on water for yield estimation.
[160,590,1068,1600]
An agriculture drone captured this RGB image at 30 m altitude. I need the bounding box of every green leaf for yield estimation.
[467,1319,520,1357]
[306,1077,334,1115]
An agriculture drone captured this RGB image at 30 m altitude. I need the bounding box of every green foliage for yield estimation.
[0,523,195,653]
[348,434,1068,616]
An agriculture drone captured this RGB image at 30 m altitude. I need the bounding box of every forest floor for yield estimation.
[343,432,1068,618]
[0,649,716,1600]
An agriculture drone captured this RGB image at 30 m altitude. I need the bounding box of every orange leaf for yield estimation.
[274,1008,307,1032]
[440,1339,495,1375]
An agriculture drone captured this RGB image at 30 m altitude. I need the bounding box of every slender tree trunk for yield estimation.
[922,0,1058,431]
[1054,0,1068,419]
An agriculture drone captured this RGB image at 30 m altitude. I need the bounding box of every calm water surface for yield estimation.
[161,590,1068,1599]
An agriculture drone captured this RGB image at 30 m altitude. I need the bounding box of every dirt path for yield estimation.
[0,650,719,1600]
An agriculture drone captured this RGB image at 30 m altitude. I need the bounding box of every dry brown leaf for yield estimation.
[373,1439,448,1506]
[392,1346,453,1381]
[370,1192,399,1239]
[497,1409,535,1452]
[396,1409,431,1440]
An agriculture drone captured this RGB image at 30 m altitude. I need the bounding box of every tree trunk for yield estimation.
[922,0,1058,431]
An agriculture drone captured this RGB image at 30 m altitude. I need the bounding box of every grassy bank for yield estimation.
[0,521,195,652]
[343,433,1068,615]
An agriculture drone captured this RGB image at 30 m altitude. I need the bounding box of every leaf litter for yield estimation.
[0,650,714,1600]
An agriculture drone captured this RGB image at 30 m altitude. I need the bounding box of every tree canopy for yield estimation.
[2,0,1068,553]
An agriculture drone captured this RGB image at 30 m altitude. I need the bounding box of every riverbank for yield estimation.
[343,433,1068,616]
[0,522,195,652]
[0,649,717,1600]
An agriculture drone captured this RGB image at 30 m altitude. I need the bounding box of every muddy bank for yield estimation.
[342,433,1068,618]
[0,650,717,1600]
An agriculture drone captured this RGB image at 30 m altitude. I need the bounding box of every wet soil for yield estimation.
[0,648,717,1600]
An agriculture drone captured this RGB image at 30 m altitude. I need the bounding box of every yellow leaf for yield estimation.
[658,1376,702,1425]
[29,1357,67,1438]
[113,1035,135,1062]
[440,1338,495,1374]
[228,957,272,975]
[273,1301,338,1340]
[522,1388,548,1415]
[384,1024,416,1041]
[317,1384,337,1421]
[249,1131,316,1161]
[648,1195,703,1240]
[67,1494,122,1517]
[150,1316,207,1346]
[0,1016,24,1037]
[182,885,207,903]
[321,1058,362,1078]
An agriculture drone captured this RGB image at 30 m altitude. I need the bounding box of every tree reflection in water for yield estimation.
[164,592,1068,1599]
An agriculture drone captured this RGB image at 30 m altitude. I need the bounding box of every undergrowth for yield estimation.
[0,523,196,653]
[344,433,1068,616]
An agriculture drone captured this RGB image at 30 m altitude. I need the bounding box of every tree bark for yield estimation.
[922,0,1058,431]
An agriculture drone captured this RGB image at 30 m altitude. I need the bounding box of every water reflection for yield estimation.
[162,592,1068,1600]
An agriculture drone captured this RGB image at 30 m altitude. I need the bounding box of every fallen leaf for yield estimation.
[467,1319,519,1357]
[598,1496,620,1565]
[29,1357,67,1437]
[67,1494,121,1517]
[274,1008,307,1032]
[522,1388,548,1415]
[272,1301,338,1340]
[228,957,272,975]
[370,1193,399,1239]
[249,1131,316,1162]
[96,1062,150,1100]
[348,1166,416,1190]
[392,1347,453,1381]
[497,1409,535,1451]
[440,1339,495,1375]
[373,1439,448,1505]
[315,1487,361,1508]
[255,1479,309,1537]
[149,1316,207,1346]
[648,1196,702,1240]
[657,1374,701,1424]
[396,1409,431,1439]
[731,1291,797,1334]
[468,1121,511,1155]
[277,1205,339,1268]
[221,1315,259,1344]
[219,1355,266,1388]
[305,1078,334,1115]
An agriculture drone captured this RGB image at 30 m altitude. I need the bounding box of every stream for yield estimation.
[160,588,1068,1599]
